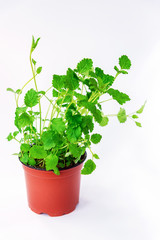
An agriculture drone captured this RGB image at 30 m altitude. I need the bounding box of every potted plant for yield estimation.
[7,36,145,216]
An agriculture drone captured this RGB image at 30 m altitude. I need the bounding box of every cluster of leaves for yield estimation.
[7,36,145,175]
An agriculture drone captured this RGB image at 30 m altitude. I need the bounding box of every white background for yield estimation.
[0,0,160,239]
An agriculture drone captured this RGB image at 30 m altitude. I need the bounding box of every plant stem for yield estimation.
[16,75,37,107]
[29,49,42,135]
[42,102,52,133]
[99,98,113,104]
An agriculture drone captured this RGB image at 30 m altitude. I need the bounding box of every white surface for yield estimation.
[0,0,160,239]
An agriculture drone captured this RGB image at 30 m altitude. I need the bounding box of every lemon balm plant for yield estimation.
[6,37,145,216]
[7,36,145,175]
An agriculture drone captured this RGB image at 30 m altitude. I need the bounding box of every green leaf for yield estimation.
[99,116,109,126]
[135,121,142,127]
[20,143,30,152]
[29,145,47,159]
[15,106,28,115]
[28,157,36,166]
[32,58,36,65]
[38,91,45,95]
[114,66,119,72]
[64,68,79,90]
[13,131,19,137]
[20,153,29,164]
[18,113,34,128]
[53,167,60,175]
[119,70,128,74]
[24,89,39,107]
[45,154,58,171]
[81,159,96,175]
[52,74,64,90]
[91,133,102,144]
[132,114,138,119]
[51,118,65,134]
[78,100,102,123]
[81,115,94,134]
[66,126,82,143]
[16,89,22,94]
[83,78,98,91]
[31,36,40,52]
[77,58,93,75]
[95,68,114,91]
[117,108,127,123]
[53,89,59,97]
[42,131,63,150]
[107,88,130,105]
[119,55,131,70]
[6,88,15,93]
[136,101,146,114]
[36,67,42,74]
[7,133,13,141]
[93,153,99,159]
[69,144,84,158]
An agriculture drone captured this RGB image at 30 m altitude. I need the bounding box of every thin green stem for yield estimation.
[29,49,42,135]
[57,89,68,118]
[99,98,113,104]
[42,102,52,133]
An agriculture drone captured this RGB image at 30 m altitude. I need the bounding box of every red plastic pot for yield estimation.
[21,155,86,217]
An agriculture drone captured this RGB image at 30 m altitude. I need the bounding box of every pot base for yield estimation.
[29,204,78,217]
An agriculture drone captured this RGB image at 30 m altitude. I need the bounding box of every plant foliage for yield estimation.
[7,36,145,175]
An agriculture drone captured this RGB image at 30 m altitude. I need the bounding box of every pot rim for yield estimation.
[19,151,87,172]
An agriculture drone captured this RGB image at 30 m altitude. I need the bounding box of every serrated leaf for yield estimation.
[135,121,142,127]
[7,88,15,93]
[20,153,29,164]
[15,106,28,115]
[18,113,34,128]
[24,89,39,107]
[52,74,64,90]
[81,159,96,175]
[45,154,58,171]
[53,89,59,97]
[29,145,47,159]
[7,133,13,141]
[81,115,94,134]
[99,116,109,126]
[78,100,102,124]
[66,126,82,143]
[91,133,102,144]
[136,101,146,114]
[42,130,63,150]
[95,68,114,91]
[93,153,99,159]
[117,108,127,123]
[69,144,84,159]
[20,143,30,152]
[77,58,93,75]
[51,118,65,134]
[119,55,131,70]
[36,67,42,74]
[107,88,130,105]
[64,68,79,90]
[132,114,138,119]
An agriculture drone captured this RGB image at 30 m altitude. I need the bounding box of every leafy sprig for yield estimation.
[7,36,145,175]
